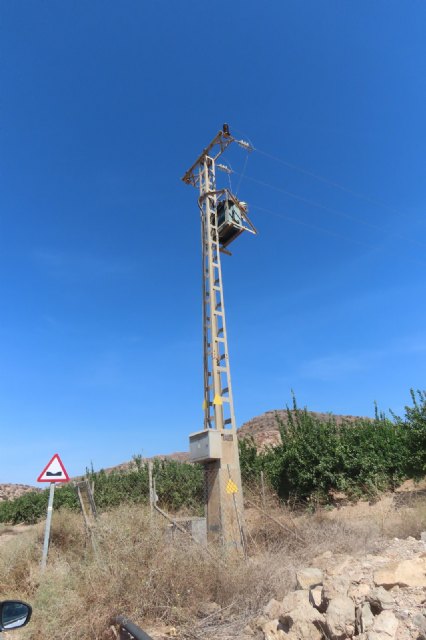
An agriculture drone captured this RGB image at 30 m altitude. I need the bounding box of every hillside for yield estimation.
[0,483,41,502]
[0,409,370,495]
[238,409,371,449]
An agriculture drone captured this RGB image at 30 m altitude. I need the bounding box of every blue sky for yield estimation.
[1,1,425,485]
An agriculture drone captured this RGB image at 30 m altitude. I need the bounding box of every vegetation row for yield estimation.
[1,390,425,525]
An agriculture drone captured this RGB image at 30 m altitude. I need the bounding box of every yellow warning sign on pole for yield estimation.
[213,394,223,406]
[226,479,238,494]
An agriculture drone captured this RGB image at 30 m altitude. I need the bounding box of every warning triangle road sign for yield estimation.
[37,454,70,483]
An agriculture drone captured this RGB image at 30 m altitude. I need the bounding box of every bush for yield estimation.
[239,391,425,503]
[0,459,204,525]
[85,458,203,512]
[0,484,79,525]
[2,390,425,524]
[392,389,426,479]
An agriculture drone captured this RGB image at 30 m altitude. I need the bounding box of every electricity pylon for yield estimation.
[183,124,256,552]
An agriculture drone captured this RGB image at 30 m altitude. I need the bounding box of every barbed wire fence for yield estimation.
[147,460,304,554]
[80,456,304,555]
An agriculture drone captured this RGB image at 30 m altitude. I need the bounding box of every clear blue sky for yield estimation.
[1,1,425,485]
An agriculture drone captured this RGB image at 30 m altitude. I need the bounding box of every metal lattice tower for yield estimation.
[183,125,256,552]
[200,154,235,432]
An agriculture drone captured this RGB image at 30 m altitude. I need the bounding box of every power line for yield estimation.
[254,147,403,216]
[232,127,404,217]
[234,171,426,251]
[225,126,426,263]
[236,152,249,197]
[250,203,426,268]
[250,203,378,250]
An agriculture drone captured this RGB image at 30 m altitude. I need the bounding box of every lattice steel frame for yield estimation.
[183,127,254,552]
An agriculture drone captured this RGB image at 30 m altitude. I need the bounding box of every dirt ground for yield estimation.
[0,524,37,549]
[0,525,37,639]
[326,477,426,521]
[1,479,426,640]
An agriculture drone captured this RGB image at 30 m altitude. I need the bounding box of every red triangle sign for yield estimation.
[37,454,70,483]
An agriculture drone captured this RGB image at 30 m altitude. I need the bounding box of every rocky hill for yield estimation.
[0,483,41,502]
[100,450,191,474]
[238,409,371,449]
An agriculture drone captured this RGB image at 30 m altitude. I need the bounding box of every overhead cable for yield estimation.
[234,171,426,251]
[232,127,404,217]
[253,147,404,217]
[250,203,426,268]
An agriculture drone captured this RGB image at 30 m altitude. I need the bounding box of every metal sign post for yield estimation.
[148,461,154,517]
[40,482,55,571]
[37,453,70,571]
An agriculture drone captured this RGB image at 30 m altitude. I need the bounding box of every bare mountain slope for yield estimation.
[238,409,372,449]
[0,484,41,502]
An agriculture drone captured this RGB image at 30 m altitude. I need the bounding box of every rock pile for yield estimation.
[253,533,426,640]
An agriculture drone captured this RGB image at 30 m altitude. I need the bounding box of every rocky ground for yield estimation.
[252,534,426,640]
[0,523,37,548]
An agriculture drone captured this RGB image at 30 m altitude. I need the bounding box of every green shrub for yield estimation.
[0,484,79,525]
[0,490,47,525]
[0,459,204,525]
[239,436,263,485]
[2,390,425,523]
[392,389,426,479]
[239,391,424,503]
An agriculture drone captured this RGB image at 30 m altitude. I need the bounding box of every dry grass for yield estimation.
[0,490,425,640]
